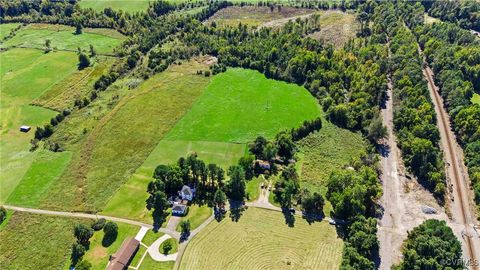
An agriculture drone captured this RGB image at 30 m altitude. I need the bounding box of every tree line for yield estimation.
[422,0,480,32]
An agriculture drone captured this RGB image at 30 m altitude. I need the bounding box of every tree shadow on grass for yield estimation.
[281,207,295,227]
[102,232,118,247]
[302,212,324,224]
[229,200,246,222]
[152,210,169,231]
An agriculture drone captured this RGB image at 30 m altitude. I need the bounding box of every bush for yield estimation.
[162,239,173,255]
[0,206,6,225]
[91,218,106,231]
[76,260,92,270]
[71,243,86,265]
[102,221,118,247]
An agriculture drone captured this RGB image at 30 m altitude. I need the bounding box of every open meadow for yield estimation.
[0,23,21,40]
[103,67,320,222]
[0,23,123,207]
[1,24,124,54]
[308,10,359,47]
[205,6,315,27]
[0,212,90,270]
[179,207,343,270]
[80,0,151,13]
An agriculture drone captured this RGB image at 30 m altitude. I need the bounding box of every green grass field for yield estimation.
[80,0,151,13]
[0,48,78,203]
[1,24,124,54]
[83,222,140,270]
[43,60,213,214]
[472,93,480,105]
[139,257,174,270]
[6,150,72,207]
[179,207,343,270]
[176,205,212,232]
[0,212,90,270]
[165,68,321,142]
[0,23,21,40]
[104,67,319,222]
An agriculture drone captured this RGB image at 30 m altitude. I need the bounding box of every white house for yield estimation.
[180,185,194,201]
[171,203,187,216]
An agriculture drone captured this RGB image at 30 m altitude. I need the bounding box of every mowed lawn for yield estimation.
[1,24,124,54]
[165,68,321,143]
[103,68,320,222]
[0,212,90,270]
[0,48,77,204]
[179,207,343,270]
[80,0,151,13]
[83,222,140,270]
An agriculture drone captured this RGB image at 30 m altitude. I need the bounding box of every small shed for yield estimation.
[255,160,271,170]
[19,125,31,133]
[172,203,187,216]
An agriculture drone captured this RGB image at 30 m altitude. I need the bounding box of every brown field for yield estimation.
[308,10,359,47]
[205,6,316,27]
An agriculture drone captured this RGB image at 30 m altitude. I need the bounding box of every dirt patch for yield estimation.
[205,6,316,28]
[308,10,358,47]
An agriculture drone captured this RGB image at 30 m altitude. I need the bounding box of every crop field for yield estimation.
[83,222,140,270]
[0,48,77,203]
[308,10,358,47]
[179,207,343,270]
[0,212,89,270]
[0,23,21,40]
[205,6,315,27]
[1,24,124,54]
[103,67,320,221]
[472,93,480,105]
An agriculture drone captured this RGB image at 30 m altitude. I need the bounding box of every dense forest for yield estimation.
[422,0,480,31]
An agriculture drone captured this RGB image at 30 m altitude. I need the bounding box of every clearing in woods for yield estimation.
[103,68,320,222]
[179,207,343,270]
[79,0,151,13]
[205,6,315,27]
[308,10,359,47]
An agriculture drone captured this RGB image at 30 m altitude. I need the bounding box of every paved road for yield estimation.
[422,62,480,269]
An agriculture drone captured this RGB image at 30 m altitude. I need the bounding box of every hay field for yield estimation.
[179,207,343,270]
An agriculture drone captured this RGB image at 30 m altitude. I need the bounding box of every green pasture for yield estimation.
[165,68,321,143]
[0,48,77,203]
[246,176,263,202]
[6,150,72,207]
[80,0,151,13]
[1,24,124,54]
[179,207,343,270]
[0,212,90,270]
[0,23,21,40]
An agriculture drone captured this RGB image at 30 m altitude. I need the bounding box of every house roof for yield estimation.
[172,203,187,212]
[181,185,192,196]
[107,238,139,270]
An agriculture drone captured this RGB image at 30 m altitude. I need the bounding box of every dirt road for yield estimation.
[423,63,480,269]
[377,74,450,269]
